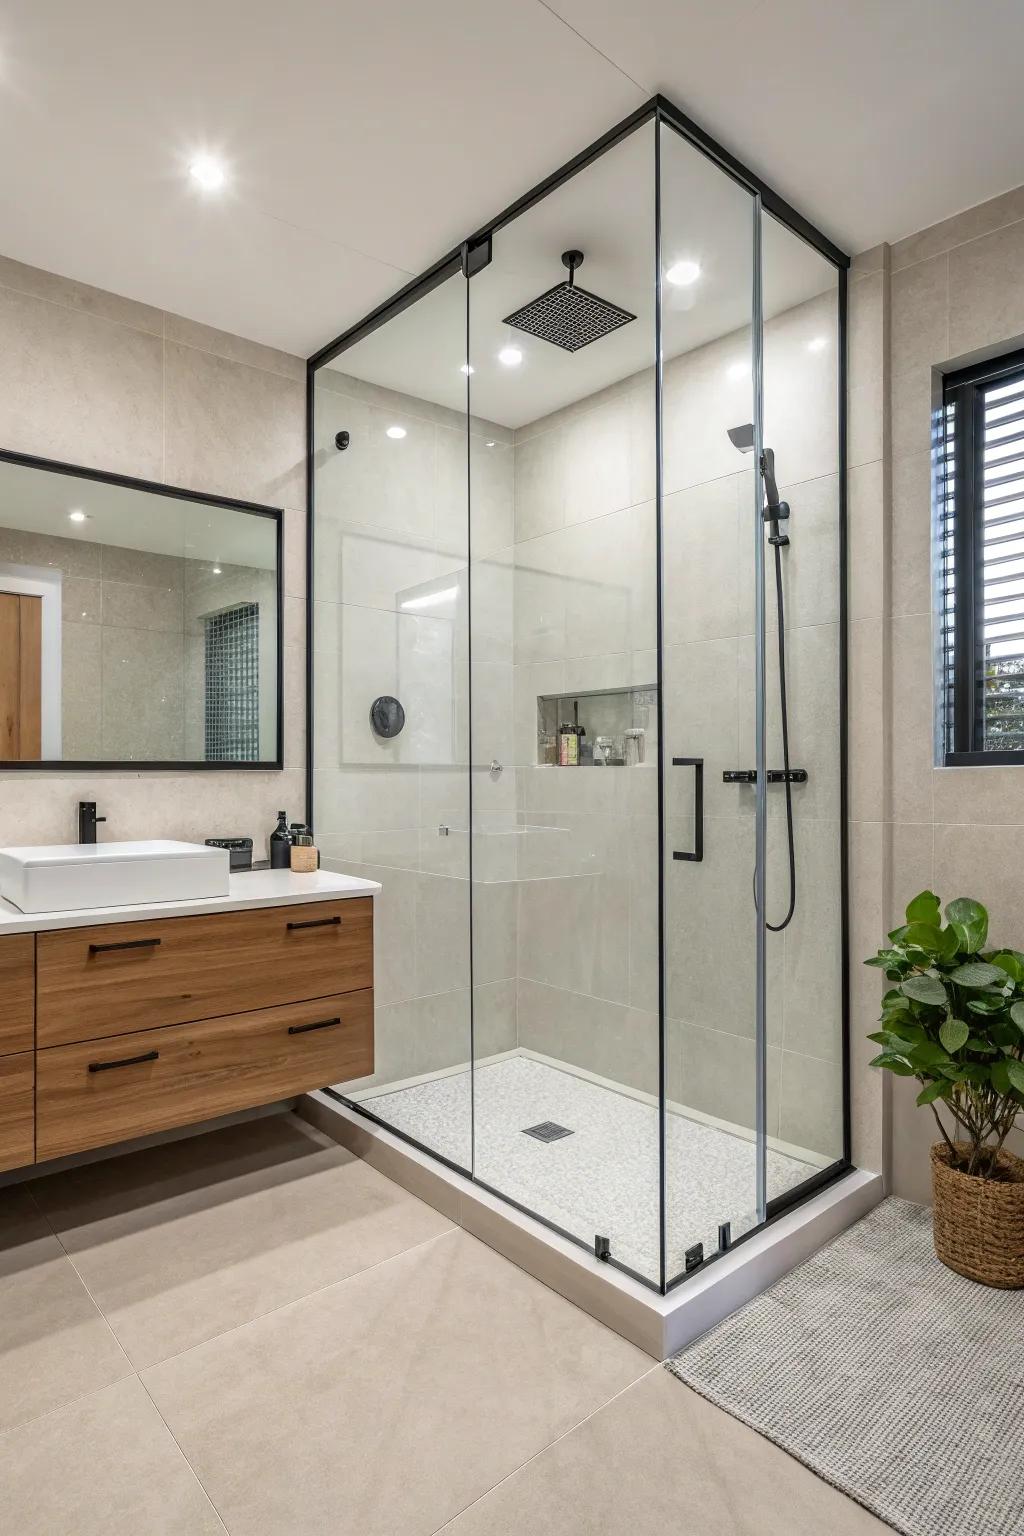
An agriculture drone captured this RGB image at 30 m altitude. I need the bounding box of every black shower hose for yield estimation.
[753,538,797,933]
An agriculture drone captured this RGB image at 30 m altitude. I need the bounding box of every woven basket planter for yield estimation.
[931,1142,1024,1288]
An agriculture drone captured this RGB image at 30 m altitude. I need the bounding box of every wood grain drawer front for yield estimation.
[36,989,373,1162]
[0,1052,34,1172]
[0,933,34,1055]
[36,898,373,1047]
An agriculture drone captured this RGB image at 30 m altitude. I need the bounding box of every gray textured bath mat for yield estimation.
[667,1198,1024,1536]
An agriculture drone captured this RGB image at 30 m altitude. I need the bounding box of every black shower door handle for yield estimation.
[672,757,704,863]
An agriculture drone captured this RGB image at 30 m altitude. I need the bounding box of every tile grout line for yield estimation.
[135,1222,462,1377]
[135,1373,234,1535]
[430,1358,664,1534]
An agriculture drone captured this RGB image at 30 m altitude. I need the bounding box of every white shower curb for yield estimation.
[299,1090,884,1360]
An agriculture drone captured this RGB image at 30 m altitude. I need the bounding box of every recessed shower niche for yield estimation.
[308,96,848,1293]
[536,684,657,766]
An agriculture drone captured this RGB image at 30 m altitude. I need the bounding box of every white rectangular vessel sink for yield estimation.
[0,839,231,915]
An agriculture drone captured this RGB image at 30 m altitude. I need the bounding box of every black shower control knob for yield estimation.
[370,696,405,739]
[335,429,350,451]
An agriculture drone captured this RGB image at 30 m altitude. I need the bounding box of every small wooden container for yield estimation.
[290,834,318,873]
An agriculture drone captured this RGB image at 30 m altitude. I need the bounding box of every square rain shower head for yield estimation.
[502,249,636,353]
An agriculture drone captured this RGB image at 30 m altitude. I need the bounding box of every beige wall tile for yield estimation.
[163,309,303,381]
[933,762,1024,824]
[890,364,936,460]
[848,819,886,1174]
[890,255,949,376]
[948,218,1024,358]
[849,618,884,823]
[164,340,305,508]
[847,459,886,622]
[891,185,1024,271]
[0,253,164,335]
[890,450,933,617]
[847,379,884,469]
[888,614,935,823]
[932,821,1024,943]
[0,284,163,478]
[778,1048,844,1159]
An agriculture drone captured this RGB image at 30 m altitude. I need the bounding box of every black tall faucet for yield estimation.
[78,801,106,844]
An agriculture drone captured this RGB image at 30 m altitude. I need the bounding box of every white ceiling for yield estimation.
[328,123,836,427]
[1,1,1023,361]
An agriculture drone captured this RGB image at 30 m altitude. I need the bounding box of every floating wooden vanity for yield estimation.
[0,870,378,1171]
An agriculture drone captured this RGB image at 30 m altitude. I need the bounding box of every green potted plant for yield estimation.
[866,891,1024,1287]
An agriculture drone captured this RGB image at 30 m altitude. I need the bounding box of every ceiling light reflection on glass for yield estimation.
[498,344,523,368]
[188,155,227,192]
[666,259,701,287]
[385,425,407,439]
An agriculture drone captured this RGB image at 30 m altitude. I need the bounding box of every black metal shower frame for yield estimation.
[305,93,852,1296]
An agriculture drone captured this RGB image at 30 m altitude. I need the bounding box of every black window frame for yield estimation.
[942,346,1024,767]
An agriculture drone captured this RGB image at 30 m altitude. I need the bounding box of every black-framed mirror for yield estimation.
[0,448,283,769]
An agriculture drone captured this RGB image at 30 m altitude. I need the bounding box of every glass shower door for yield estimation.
[467,120,663,1286]
[310,266,475,1173]
[659,119,765,1284]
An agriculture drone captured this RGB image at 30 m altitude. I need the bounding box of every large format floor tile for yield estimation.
[31,1113,453,1368]
[439,1368,890,1535]
[0,1377,226,1535]
[0,1185,131,1432]
[143,1227,650,1536]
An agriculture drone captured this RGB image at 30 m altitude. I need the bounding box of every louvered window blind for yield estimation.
[942,350,1024,763]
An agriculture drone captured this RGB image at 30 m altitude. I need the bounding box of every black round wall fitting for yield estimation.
[335,429,350,451]
[370,696,405,739]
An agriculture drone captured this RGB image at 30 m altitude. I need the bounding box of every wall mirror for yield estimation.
[0,449,282,768]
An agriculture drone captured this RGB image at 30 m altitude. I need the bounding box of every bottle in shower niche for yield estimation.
[558,721,579,766]
[269,810,293,869]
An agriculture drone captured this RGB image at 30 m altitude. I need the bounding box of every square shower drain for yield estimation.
[521,1121,573,1143]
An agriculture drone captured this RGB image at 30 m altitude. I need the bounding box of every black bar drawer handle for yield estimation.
[671,756,704,863]
[286,916,341,931]
[88,937,162,954]
[288,1017,341,1036]
[88,1049,160,1073]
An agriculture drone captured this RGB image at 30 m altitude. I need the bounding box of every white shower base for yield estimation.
[349,1053,820,1282]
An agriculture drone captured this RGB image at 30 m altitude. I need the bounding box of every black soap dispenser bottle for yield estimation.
[269,810,293,869]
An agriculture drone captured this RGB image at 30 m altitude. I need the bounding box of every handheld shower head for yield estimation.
[760,447,781,509]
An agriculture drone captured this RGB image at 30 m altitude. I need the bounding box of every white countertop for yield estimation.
[0,866,380,935]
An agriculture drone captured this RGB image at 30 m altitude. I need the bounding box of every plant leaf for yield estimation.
[939,1017,970,1054]
[991,1059,1012,1095]
[916,1080,949,1106]
[901,974,948,1006]
[949,961,1005,988]
[991,951,1024,983]
[1010,1000,1024,1031]
[1007,1061,1024,1094]
[869,1052,916,1077]
[906,890,942,925]
[903,923,945,955]
[945,897,988,953]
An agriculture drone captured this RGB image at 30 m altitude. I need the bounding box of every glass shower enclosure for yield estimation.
[307,97,848,1293]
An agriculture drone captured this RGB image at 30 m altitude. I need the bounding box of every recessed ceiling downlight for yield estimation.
[386,425,407,439]
[498,344,523,367]
[189,155,226,191]
[68,509,87,523]
[666,259,701,287]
